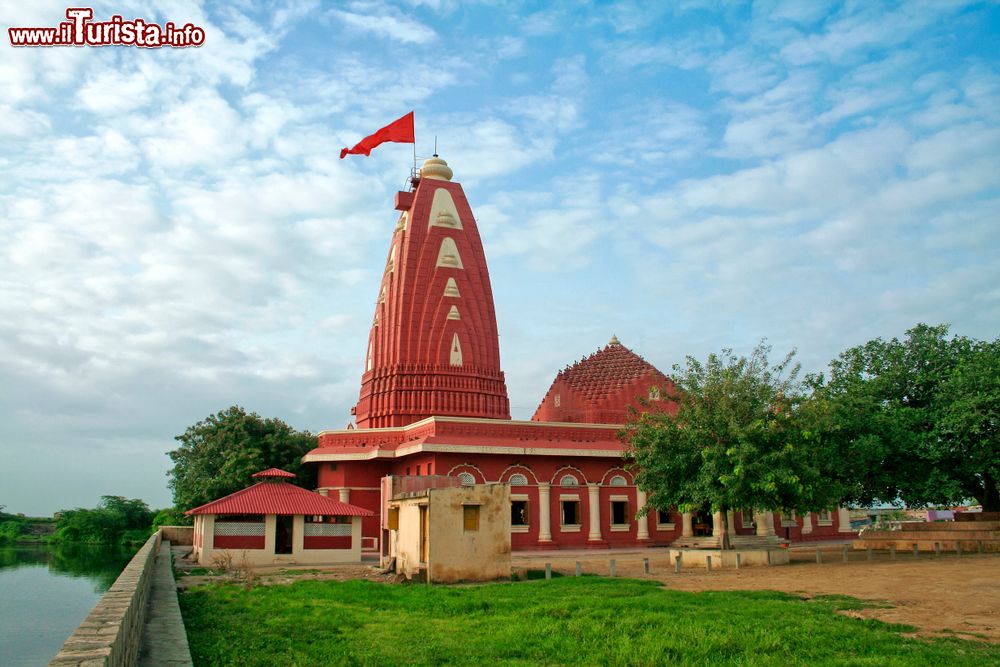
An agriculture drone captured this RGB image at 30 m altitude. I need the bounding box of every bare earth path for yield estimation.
[512,547,1000,642]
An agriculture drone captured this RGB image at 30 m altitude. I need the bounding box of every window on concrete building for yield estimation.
[559,474,578,486]
[387,507,399,530]
[509,473,528,486]
[818,510,833,524]
[561,500,580,526]
[427,463,432,475]
[609,475,627,487]
[741,509,755,528]
[511,500,529,526]
[657,509,672,526]
[463,505,480,532]
[611,500,629,526]
[406,467,410,476]
[416,465,421,476]
[458,472,476,486]
[780,511,797,527]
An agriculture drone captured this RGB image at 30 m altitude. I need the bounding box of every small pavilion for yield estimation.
[186,468,374,566]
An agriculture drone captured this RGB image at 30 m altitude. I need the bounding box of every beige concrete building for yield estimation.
[385,478,511,583]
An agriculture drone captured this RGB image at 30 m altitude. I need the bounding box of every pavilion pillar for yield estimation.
[712,511,725,537]
[682,512,694,537]
[837,506,853,532]
[587,483,602,541]
[801,511,813,535]
[537,483,552,543]
[338,489,350,503]
[755,511,776,537]
[635,488,650,541]
[727,510,737,535]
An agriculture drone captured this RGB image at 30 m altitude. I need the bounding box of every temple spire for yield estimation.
[354,156,510,428]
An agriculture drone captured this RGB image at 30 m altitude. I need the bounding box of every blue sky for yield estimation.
[1,1,998,515]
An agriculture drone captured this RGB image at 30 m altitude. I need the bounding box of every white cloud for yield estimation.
[332,5,437,44]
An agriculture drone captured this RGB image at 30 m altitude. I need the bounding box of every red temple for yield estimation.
[304,156,853,553]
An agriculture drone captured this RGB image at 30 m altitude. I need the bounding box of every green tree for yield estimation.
[813,324,999,511]
[937,338,1000,511]
[168,406,316,511]
[625,342,842,549]
[54,496,153,545]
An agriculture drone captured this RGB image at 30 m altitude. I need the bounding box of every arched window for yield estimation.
[508,473,528,486]
[457,472,476,486]
[559,474,578,486]
[609,475,627,487]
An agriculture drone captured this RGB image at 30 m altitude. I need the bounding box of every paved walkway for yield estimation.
[138,541,193,666]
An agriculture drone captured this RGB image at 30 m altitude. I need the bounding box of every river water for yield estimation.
[0,544,133,666]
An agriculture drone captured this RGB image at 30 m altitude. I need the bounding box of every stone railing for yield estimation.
[159,525,193,545]
[49,531,161,666]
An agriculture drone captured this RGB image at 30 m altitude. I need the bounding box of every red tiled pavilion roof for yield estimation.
[252,467,295,479]
[185,480,374,517]
[557,340,661,404]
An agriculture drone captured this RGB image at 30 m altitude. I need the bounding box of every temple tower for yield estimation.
[353,156,511,428]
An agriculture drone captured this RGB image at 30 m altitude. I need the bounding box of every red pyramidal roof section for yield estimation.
[252,467,295,479]
[531,337,676,424]
[354,156,510,428]
[185,477,374,517]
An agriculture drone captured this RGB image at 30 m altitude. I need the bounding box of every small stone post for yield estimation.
[866,547,872,561]
[575,562,582,577]
[545,563,552,580]
[913,543,919,558]
[674,554,682,573]
[735,553,742,569]
[706,556,712,572]
[956,543,962,558]
[890,545,896,560]
[610,559,617,577]
[978,540,984,553]
[842,545,849,562]
[816,549,822,564]
[934,542,941,557]
[643,558,650,574]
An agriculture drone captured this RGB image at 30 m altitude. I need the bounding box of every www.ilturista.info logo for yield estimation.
[8,7,205,48]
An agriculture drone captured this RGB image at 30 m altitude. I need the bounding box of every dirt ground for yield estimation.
[512,546,1000,642]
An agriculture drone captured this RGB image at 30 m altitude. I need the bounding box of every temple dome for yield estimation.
[420,155,453,181]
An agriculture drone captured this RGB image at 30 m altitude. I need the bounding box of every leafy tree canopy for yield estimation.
[168,405,316,511]
[812,324,999,511]
[625,342,843,546]
[54,495,153,545]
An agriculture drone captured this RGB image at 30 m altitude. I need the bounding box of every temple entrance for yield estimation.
[693,509,713,537]
[275,515,293,554]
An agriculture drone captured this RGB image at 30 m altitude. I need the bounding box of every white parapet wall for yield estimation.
[668,548,790,568]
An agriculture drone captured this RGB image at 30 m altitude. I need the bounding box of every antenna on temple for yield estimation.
[433,135,438,156]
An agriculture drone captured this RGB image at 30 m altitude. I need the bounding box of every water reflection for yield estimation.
[0,543,134,666]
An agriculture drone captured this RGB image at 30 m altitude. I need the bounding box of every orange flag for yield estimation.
[340,112,415,159]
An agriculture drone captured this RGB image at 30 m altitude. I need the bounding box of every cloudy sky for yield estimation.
[2,1,998,515]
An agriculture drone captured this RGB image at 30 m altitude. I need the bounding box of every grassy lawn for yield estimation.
[179,577,1000,666]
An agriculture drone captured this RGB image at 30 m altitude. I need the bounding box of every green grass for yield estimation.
[179,578,1000,666]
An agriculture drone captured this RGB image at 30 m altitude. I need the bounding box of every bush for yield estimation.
[0,519,26,543]
[152,507,192,529]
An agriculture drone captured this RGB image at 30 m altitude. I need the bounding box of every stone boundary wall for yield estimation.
[49,531,161,666]
[159,525,193,545]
